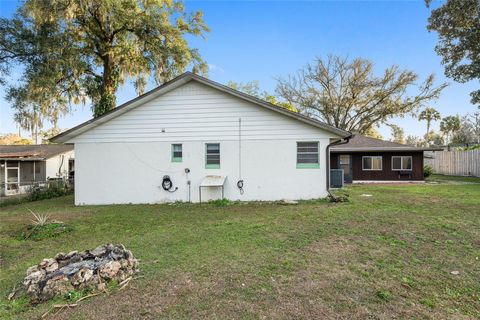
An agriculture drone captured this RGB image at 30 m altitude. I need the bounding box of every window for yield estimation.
[392,156,412,171]
[339,155,350,165]
[297,142,319,168]
[171,144,182,162]
[205,143,220,169]
[362,156,382,171]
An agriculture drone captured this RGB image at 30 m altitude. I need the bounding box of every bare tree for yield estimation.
[275,55,447,134]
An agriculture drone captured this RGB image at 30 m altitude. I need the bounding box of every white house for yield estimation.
[51,72,350,205]
[0,145,74,197]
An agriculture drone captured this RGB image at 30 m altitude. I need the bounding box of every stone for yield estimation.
[22,244,138,303]
[71,268,94,286]
[99,261,122,279]
[39,258,55,268]
[65,251,78,258]
[90,245,106,257]
[96,282,106,291]
[54,252,66,261]
[44,261,59,273]
[26,265,39,275]
[42,275,72,301]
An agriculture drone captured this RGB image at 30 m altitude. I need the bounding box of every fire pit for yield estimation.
[23,244,138,303]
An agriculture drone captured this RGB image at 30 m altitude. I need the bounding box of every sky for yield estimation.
[0,0,478,139]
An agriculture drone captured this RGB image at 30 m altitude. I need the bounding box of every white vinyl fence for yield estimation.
[425,150,480,177]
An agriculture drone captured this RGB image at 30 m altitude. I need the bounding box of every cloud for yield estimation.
[208,64,225,73]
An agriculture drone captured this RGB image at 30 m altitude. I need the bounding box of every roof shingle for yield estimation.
[0,145,73,160]
[331,135,442,152]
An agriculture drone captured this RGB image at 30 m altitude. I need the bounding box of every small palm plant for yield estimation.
[27,208,50,227]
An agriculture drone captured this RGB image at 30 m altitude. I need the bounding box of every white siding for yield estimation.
[70,82,334,143]
[70,80,339,204]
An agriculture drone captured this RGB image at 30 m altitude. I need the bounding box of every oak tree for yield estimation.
[275,55,447,134]
[427,0,480,105]
[0,0,209,121]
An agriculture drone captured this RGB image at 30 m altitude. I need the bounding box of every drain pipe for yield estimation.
[326,135,351,199]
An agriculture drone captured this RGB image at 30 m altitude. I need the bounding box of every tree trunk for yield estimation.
[426,120,431,141]
[93,54,117,118]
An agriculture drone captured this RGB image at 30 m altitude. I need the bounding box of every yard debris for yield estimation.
[23,244,138,303]
[7,285,17,300]
[328,193,350,203]
[450,270,460,275]
[360,194,373,197]
[278,199,298,205]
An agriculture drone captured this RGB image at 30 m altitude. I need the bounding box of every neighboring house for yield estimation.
[0,145,74,197]
[330,135,441,184]
[51,72,350,205]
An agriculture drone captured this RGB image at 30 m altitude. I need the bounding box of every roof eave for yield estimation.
[0,157,47,161]
[331,147,443,152]
[50,72,351,143]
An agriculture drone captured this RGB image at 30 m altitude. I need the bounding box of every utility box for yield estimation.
[330,169,344,188]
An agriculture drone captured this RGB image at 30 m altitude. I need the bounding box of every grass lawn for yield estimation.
[1,180,479,319]
[428,174,480,184]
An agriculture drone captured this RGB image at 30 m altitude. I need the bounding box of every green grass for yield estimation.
[0,180,479,319]
[428,174,480,184]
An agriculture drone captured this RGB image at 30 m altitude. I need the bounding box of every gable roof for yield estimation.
[331,134,442,152]
[0,144,73,160]
[51,72,351,143]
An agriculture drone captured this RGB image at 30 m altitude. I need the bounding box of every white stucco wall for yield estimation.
[74,139,330,205]
[69,80,339,205]
[46,150,74,179]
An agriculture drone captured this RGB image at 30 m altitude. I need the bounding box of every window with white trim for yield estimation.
[392,156,412,171]
[205,143,220,169]
[297,142,319,168]
[362,156,382,171]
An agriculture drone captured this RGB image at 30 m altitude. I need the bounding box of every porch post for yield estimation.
[33,161,36,182]
[3,160,6,191]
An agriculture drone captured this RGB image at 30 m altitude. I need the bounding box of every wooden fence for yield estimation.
[424,150,480,177]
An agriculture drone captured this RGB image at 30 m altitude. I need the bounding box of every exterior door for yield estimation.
[339,155,352,183]
[6,162,20,195]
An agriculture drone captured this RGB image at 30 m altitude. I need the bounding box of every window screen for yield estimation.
[297,142,319,164]
[206,143,220,168]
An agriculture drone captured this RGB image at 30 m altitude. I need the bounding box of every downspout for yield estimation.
[58,155,65,178]
[326,135,351,199]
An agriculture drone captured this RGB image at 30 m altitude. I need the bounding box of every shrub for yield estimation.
[424,165,434,178]
[27,181,72,202]
[28,208,50,226]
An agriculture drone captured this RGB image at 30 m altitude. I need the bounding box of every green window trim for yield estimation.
[296,163,320,169]
[171,144,182,163]
[205,163,220,169]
